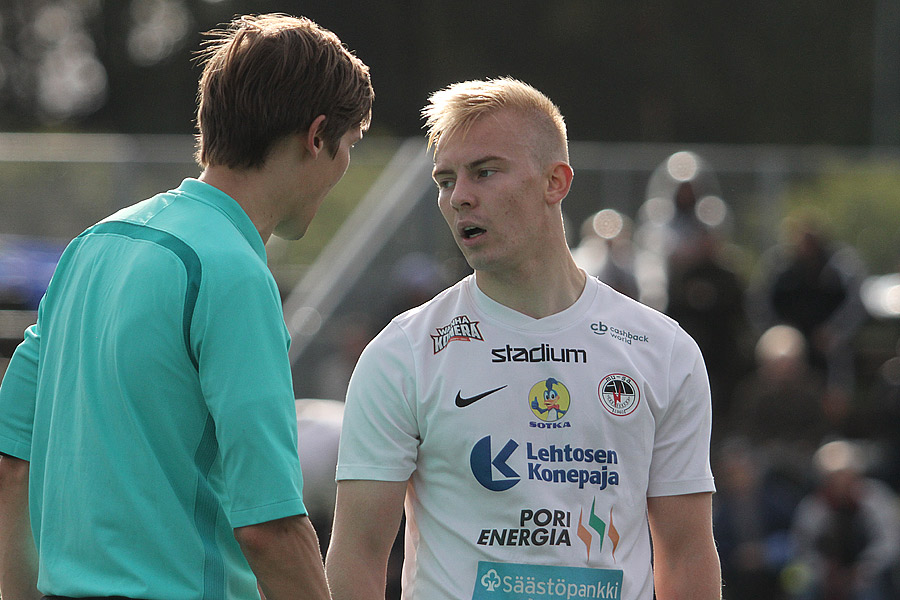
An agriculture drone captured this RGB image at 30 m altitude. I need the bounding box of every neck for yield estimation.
[475,255,586,319]
[199,167,279,244]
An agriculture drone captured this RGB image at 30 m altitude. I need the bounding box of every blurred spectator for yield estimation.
[668,180,711,254]
[748,214,867,402]
[855,256,900,491]
[666,226,752,429]
[634,180,706,310]
[571,208,640,299]
[713,437,801,600]
[631,158,751,436]
[727,325,830,480]
[862,338,900,492]
[789,440,900,600]
[634,151,731,311]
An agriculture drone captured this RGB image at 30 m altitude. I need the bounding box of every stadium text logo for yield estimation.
[432,315,484,354]
[590,321,649,345]
[491,343,587,363]
[470,436,620,492]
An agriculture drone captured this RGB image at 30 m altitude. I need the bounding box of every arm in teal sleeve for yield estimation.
[0,324,40,460]
[0,455,40,600]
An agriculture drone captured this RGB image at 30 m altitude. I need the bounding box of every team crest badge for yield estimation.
[598,373,640,416]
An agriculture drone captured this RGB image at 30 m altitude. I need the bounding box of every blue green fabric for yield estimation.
[0,178,306,600]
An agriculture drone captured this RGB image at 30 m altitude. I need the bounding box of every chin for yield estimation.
[274,222,309,241]
[275,230,306,241]
[457,248,488,270]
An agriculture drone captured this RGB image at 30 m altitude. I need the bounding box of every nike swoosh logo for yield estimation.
[455,385,508,407]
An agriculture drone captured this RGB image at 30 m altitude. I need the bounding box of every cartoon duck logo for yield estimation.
[528,377,571,422]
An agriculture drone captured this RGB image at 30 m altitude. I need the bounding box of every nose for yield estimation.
[448,177,476,211]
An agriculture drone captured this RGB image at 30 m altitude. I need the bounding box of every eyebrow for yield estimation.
[432,155,505,179]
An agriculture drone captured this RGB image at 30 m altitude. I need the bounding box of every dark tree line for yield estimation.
[0,0,892,145]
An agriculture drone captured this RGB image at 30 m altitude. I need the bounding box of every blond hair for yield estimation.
[421,77,568,165]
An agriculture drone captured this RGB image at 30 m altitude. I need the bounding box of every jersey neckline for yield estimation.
[463,273,599,333]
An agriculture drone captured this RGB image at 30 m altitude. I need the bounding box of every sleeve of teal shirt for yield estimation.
[195,260,306,529]
[0,322,40,460]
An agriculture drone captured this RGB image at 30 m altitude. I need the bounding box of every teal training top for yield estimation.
[0,178,306,600]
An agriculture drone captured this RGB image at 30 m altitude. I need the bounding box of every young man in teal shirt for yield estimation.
[0,13,373,600]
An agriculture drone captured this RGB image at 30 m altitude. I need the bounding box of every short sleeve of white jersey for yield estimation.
[337,321,420,481]
[646,325,715,497]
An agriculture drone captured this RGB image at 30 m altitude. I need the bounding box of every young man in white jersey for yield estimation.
[326,78,722,600]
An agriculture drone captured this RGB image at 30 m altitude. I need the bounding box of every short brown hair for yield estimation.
[195,14,373,169]
[421,77,568,165]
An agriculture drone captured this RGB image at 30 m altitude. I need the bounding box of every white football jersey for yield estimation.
[337,275,715,600]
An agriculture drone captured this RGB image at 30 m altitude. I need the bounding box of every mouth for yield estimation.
[461,225,486,240]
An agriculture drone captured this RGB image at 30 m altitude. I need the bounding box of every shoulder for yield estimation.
[98,200,272,302]
[590,278,706,389]
[387,278,473,342]
[392,278,469,325]
[592,276,682,340]
[93,191,252,259]
[359,278,472,364]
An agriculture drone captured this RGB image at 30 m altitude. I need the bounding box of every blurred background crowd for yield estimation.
[567,153,900,600]
[3,1,900,599]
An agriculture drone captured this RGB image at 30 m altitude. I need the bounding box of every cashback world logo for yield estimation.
[590,320,649,345]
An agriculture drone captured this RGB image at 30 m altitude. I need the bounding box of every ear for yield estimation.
[544,162,574,206]
[305,114,328,159]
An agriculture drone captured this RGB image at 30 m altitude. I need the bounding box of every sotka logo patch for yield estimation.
[598,374,640,417]
[432,315,484,354]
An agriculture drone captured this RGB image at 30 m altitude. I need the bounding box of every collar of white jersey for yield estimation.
[464,274,599,332]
